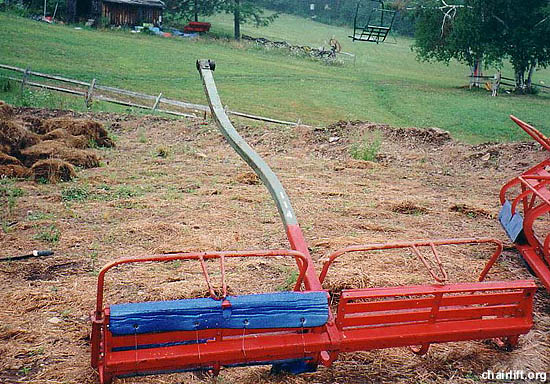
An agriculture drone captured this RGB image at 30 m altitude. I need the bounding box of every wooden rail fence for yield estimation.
[0,64,298,126]
[469,71,550,96]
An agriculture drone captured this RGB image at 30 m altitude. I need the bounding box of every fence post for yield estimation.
[491,72,501,97]
[152,92,162,112]
[86,78,96,108]
[20,67,30,97]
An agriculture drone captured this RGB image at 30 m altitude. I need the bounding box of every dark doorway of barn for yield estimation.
[76,0,92,19]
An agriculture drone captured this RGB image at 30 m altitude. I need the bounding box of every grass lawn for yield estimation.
[1,11,550,143]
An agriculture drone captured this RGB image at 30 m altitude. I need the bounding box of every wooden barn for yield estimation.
[66,0,165,26]
[102,0,164,26]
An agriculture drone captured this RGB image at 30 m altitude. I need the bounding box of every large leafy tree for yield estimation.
[493,0,550,90]
[412,0,550,92]
[163,0,219,25]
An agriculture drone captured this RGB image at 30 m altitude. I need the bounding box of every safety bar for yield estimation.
[95,249,309,317]
[501,175,550,215]
[318,238,503,284]
[510,115,550,152]
[517,176,550,210]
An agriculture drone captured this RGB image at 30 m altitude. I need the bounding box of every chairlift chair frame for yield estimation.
[90,61,537,384]
[349,0,397,43]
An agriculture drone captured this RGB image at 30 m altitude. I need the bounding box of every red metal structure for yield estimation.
[90,61,537,383]
[499,115,550,292]
[184,21,211,33]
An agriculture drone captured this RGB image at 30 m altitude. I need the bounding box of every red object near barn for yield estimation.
[183,21,211,33]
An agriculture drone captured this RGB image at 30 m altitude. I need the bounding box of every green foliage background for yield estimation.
[1,11,550,143]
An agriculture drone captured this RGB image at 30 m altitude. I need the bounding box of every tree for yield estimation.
[220,0,278,40]
[163,0,219,27]
[412,0,550,92]
[492,0,550,91]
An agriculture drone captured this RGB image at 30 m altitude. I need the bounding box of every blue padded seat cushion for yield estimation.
[109,291,329,336]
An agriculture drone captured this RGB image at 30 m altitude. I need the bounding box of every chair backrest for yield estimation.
[336,281,535,330]
[366,8,396,29]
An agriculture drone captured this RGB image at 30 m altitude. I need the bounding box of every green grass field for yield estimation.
[1,11,550,143]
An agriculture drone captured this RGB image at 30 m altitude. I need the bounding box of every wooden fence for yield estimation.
[469,72,550,96]
[0,64,298,126]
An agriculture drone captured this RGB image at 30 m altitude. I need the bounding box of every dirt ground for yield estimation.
[1,108,549,384]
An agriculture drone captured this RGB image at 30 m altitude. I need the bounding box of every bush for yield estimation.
[349,131,382,162]
[61,185,89,201]
[34,224,60,243]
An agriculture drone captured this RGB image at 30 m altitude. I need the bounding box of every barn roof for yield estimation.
[103,0,165,8]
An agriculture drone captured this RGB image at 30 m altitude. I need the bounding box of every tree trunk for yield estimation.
[234,0,241,40]
[514,68,525,93]
[474,59,482,87]
[194,0,198,22]
[66,0,76,23]
[469,58,483,88]
[91,0,102,20]
[526,63,536,92]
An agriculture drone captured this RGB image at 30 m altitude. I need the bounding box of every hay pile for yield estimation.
[42,129,89,149]
[21,141,100,168]
[0,119,40,155]
[0,151,31,178]
[40,117,116,147]
[0,100,15,120]
[235,171,261,185]
[0,101,114,182]
[31,159,76,183]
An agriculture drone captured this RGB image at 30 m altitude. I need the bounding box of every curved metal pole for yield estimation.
[197,60,297,227]
[196,60,322,291]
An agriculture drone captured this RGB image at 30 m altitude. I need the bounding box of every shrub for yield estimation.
[349,131,382,162]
